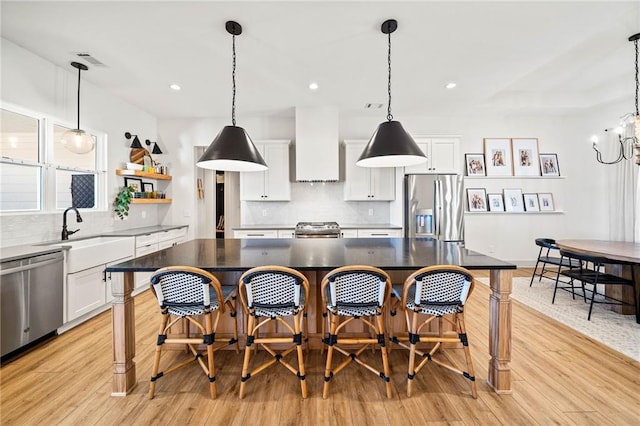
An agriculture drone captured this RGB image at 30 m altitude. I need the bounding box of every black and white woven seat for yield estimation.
[238,265,309,399]
[148,266,239,400]
[321,265,393,399]
[390,265,478,398]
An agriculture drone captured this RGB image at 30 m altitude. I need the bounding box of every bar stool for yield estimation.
[390,265,478,398]
[530,238,580,287]
[321,265,393,399]
[148,266,239,399]
[238,265,309,398]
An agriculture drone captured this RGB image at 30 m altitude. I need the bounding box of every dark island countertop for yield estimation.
[106,238,515,272]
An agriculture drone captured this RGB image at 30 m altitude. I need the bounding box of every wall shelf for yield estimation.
[116,169,172,181]
[465,210,564,215]
[131,198,172,204]
[464,175,565,180]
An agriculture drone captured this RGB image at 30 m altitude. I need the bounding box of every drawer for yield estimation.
[357,229,403,238]
[136,233,159,248]
[234,230,278,239]
[277,229,295,239]
[158,240,181,250]
[135,243,158,257]
[340,229,358,238]
[158,227,187,243]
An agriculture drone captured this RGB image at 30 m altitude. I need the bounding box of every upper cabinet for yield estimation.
[343,141,395,201]
[404,137,460,174]
[240,140,291,201]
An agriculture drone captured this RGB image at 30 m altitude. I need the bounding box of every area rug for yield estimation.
[477,276,639,362]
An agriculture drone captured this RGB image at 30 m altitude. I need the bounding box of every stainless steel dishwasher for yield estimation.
[1,251,64,358]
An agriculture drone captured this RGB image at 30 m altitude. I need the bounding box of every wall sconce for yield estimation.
[145,139,163,155]
[124,132,143,149]
[592,32,640,165]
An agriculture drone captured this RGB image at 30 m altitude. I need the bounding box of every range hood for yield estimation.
[295,106,339,182]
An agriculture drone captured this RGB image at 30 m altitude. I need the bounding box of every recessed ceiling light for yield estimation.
[309,82,319,91]
[170,83,181,91]
[445,82,457,89]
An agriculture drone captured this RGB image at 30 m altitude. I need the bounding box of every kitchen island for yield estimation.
[106,238,516,396]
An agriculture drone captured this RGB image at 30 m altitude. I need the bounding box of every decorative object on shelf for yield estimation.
[465,153,486,176]
[487,193,504,212]
[484,138,513,176]
[61,62,95,154]
[512,138,540,176]
[538,193,555,211]
[142,182,154,192]
[523,193,540,212]
[197,178,204,199]
[356,19,426,168]
[503,188,524,212]
[467,188,487,212]
[123,177,143,192]
[124,132,143,149]
[539,153,560,176]
[590,32,640,165]
[113,186,134,220]
[197,21,267,172]
[145,139,163,155]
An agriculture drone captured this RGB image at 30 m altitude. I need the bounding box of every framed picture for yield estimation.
[484,138,513,176]
[523,193,540,211]
[539,153,560,176]
[538,193,555,211]
[123,177,143,192]
[487,193,504,212]
[503,188,524,212]
[465,153,486,176]
[467,188,487,212]
[512,138,540,176]
[142,182,154,192]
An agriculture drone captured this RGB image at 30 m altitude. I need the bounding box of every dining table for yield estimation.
[556,239,640,323]
[105,238,517,396]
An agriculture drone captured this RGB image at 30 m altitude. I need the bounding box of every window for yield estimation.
[0,105,105,213]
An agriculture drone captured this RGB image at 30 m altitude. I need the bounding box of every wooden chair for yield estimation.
[530,238,581,287]
[148,266,239,399]
[390,265,478,398]
[321,265,393,399]
[558,249,637,321]
[238,266,309,399]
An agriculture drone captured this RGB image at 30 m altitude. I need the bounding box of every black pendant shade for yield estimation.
[357,121,427,167]
[151,143,163,155]
[196,125,267,172]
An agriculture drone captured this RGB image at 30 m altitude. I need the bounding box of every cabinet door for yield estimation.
[404,141,430,174]
[370,167,395,200]
[134,243,158,290]
[344,143,372,200]
[263,143,290,201]
[67,265,106,321]
[430,138,459,173]
[340,229,358,238]
[234,230,279,239]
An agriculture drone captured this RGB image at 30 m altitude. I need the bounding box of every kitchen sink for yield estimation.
[38,236,135,273]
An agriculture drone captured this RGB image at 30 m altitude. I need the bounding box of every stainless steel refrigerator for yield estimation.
[404,174,464,243]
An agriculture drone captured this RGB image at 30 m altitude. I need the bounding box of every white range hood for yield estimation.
[295,106,339,182]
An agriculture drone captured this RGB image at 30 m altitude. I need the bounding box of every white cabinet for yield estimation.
[278,229,296,239]
[404,137,460,174]
[340,229,358,238]
[344,141,395,201]
[357,229,403,238]
[241,140,291,201]
[134,227,188,292]
[234,230,279,239]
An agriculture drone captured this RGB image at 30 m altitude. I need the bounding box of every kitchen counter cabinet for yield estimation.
[404,137,460,174]
[240,140,291,201]
[343,141,395,201]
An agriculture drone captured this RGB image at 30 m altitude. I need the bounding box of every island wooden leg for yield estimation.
[487,269,512,394]
[111,271,137,396]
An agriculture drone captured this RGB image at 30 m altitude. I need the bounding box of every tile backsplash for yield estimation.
[241,181,391,225]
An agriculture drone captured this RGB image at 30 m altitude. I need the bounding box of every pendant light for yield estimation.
[197,21,267,172]
[357,19,426,168]
[61,62,95,154]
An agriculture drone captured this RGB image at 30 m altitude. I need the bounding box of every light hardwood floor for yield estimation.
[1,269,639,425]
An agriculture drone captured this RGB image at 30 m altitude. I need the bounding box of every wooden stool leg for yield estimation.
[205,312,217,399]
[295,312,308,398]
[149,313,169,399]
[376,314,392,398]
[239,315,255,399]
[407,311,419,397]
[458,315,477,398]
[322,313,338,399]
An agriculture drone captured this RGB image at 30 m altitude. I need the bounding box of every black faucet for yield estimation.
[62,207,83,240]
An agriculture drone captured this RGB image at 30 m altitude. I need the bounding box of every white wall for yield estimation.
[1,38,163,246]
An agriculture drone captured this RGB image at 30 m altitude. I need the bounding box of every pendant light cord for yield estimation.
[387,30,393,122]
[635,38,638,116]
[232,32,237,127]
[76,66,82,130]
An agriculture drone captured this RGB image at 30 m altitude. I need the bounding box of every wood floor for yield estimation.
[1,269,639,425]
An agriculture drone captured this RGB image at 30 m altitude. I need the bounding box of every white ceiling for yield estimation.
[2,1,639,120]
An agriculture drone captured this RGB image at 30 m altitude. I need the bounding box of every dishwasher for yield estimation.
[1,251,64,358]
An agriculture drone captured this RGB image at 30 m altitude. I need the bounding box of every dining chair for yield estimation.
[530,238,581,287]
[321,265,393,399]
[147,266,239,399]
[390,265,478,398]
[238,265,309,398]
[557,249,637,321]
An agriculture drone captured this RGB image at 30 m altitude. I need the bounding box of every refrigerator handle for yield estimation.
[434,179,441,238]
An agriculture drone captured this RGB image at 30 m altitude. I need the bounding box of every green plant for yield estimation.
[113,186,134,219]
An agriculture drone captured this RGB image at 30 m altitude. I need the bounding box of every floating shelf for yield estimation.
[116,169,172,181]
[464,175,565,180]
[131,198,172,204]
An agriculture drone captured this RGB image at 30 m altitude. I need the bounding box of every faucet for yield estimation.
[62,207,83,240]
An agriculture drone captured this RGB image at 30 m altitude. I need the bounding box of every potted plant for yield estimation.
[113,185,134,220]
